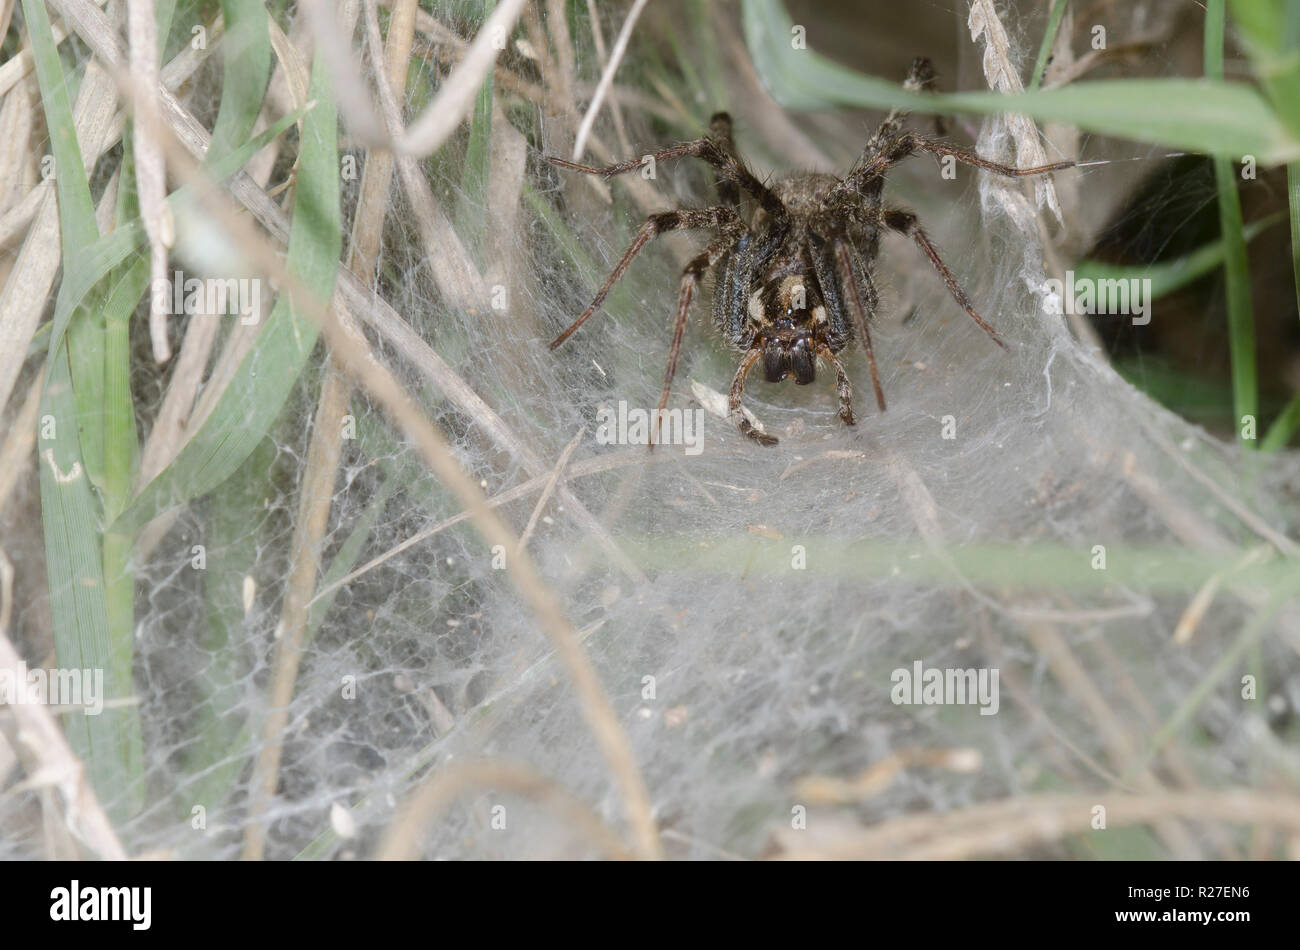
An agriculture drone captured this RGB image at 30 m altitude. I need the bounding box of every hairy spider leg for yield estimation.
[708,112,741,207]
[834,131,1074,205]
[548,130,787,223]
[879,208,1008,350]
[854,58,941,239]
[547,207,744,350]
[830,237,887,412]
[651,220,749,449]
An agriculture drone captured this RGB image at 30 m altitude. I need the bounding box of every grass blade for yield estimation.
[1262,164,1300,451]
[205,0,271,168]
[741,0,1300,163]
[1206,0,1258,447]
[1071,213,1282,302]
[111,90,339,536]
[23,0,143,820]
[1027,0,1069,92]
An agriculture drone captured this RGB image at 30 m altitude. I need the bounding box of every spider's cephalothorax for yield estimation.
[548,59,1073,447]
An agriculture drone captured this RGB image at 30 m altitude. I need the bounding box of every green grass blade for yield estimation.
[306,476,397,644]
[1262,391,1300,450]
[205,0,271,168]
[100,258,150,819]
[111,82,339,536]
[1206,0,1258,447]
[40,107,311,377]
[1228,0,1300,136]
[1262,164,1300,450]
[154,0,179,58]
[1027,0,1069,92]
[182,438,277,817]
[741,0,1300,163]
[23,0,144,821]
[1071,213,1282,302]
[21,0,96,250]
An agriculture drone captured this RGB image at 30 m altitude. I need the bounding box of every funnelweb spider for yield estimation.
[548,58,1072,447]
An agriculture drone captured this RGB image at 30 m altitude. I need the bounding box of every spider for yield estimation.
[547,58,1073,447]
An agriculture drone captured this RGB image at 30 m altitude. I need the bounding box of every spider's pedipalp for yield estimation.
[729,348,778,446]
[818,343,857,427]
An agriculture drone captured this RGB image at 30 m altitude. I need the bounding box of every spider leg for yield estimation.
[550,207,741,350]
[548,129,787,222]
[835,131,1072,201]
[651,219,749,448]
[830,237,887,412]
[831,60,936,265]
[729,348,778,446]
[880,208,1007,350]
[817,344,857,427]
[835,58,935,220]
[868,57,939,156]
[896,134,1075,177]
[709,112,741,207]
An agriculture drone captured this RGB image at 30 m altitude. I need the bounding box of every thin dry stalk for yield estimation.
[0,366,43,516]
[246,0,402,859]
[517,427,584,554]
[307,447,666,608]
[348,0,419,280]
[584,0,631,155]
[394,0,527,157]
[774,790,1300,860]
[968,0,1063,222]
[795,748,983,805]
[244,366,352,860]
[570,0,648,162]
[374,758,634,860]
[543,0,577,127]
[361,0,488,310]
[127,0,172,362]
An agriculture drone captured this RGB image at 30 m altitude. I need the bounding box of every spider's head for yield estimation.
[752,275,825,385]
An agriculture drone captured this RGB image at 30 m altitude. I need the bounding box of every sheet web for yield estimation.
[5,0,1300,861]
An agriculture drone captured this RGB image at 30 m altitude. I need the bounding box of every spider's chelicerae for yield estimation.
[548,58,1073,446]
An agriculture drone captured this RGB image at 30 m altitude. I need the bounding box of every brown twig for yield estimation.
[374,758,634,860]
